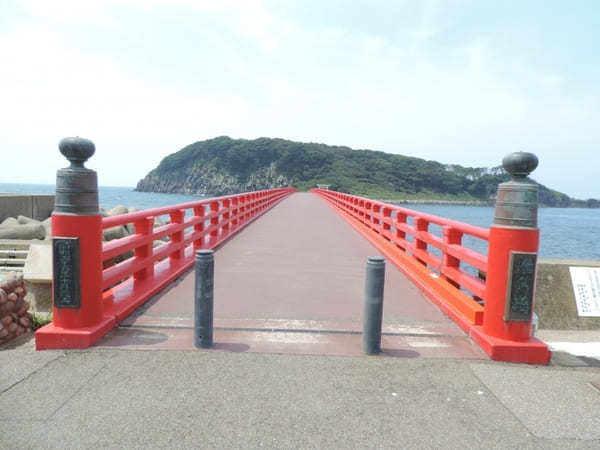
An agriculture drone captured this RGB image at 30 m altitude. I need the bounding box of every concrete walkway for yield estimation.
[1,334,599,449]
[3,193,600,448]
[98,193,483,359]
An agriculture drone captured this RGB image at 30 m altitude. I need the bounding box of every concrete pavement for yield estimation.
[2,334,599,449]
[2,193,599,448]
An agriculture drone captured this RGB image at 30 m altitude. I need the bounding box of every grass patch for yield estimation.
[30,312,52,331]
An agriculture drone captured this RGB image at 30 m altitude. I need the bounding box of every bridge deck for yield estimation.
[98,193,486,359]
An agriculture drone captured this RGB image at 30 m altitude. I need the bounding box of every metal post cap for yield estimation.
[494,151,539,228]
[55,136,99,215]
[367,256,385,265]
[195,249,214,258]
[59,137,95,169]
[502,152,538,180]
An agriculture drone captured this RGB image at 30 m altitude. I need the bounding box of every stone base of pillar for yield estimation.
[35,315,115,350]
[470,325,551,364]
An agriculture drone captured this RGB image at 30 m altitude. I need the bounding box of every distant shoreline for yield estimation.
[378,198,599,208]
[380,199,491,207]
[1,183,598,208]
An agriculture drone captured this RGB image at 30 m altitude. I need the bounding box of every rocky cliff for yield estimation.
[137,160,290,196]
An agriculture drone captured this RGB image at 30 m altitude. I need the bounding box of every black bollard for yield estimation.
[194,250,214,348]
[363,256,386,355]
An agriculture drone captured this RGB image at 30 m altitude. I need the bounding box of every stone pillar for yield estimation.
[36,137,114,349]
[483,152,540,342]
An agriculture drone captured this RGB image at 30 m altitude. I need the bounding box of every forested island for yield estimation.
[136,137,599,208]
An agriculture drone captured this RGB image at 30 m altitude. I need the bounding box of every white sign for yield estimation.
[569,267,600,317]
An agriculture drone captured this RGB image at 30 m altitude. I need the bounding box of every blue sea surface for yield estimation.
[1,183,598,260]
[406,203,600,261]
[0,183,206,211]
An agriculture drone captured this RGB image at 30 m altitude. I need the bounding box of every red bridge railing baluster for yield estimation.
[134,217,154,281]
[442,226,462,290]
[192,205,205,251]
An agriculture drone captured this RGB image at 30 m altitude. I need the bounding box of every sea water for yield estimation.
[407,203,599,261]
[1,183,598,260]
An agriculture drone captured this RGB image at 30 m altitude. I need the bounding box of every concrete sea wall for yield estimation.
[535,259,600,329]
[0,194,54,222]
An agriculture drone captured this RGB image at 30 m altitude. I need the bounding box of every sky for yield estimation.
[1,0,599,199]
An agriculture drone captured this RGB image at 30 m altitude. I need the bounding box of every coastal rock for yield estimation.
[103,226,129,242]
[0,217,19,228]
[17,216,40,225]
[108,205,129,216]
[0,215,50,240]
[0,223,45,240]
[42,218,51,240]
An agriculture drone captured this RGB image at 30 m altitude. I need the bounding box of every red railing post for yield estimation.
[237,195,245,224]
[193,205,205,250]
[247,194,253,221]
[210,201,220,245]
[36,137,114,350]
[442,226,462,288]
[222,199,231,236]
[395,212,407,251]
[414,217,428,266]
[382,207,391,241]
[244,195,250,220]
[50,215,103,327]
[169,210,184,261]
[473,152,550,364]
[134,217,155,280]
[231,197,239,229]
[372,203,381,233]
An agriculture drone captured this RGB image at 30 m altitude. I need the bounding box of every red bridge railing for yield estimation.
[37,187,296,349]
[311,188,550,364]
[101,188,295,323]
[311,188,487,326]
[36,139,549,364]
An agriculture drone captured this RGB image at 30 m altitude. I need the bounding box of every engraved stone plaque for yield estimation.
[504,251,537,322]
[53,237,81,309]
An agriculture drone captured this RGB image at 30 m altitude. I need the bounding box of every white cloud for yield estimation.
[1,1,599,198]
[0,24,252,185]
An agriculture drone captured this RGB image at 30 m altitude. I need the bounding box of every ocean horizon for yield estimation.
[1,183,598,261]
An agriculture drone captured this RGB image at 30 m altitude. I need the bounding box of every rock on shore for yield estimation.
[0,216,50,240]
[0,273,33,345]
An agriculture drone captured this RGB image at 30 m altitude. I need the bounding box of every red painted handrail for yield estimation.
[101,188,296,322]
[36,187,296,350]
[311,189,550,364]
[311,188,487,326]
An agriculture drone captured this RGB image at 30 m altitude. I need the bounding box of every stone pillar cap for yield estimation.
[493,151,539,229]
[55,137,99,215]
[502,152,538,180]
[59,137,95,169]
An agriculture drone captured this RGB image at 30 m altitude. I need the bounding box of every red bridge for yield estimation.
[36,138,550,364]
